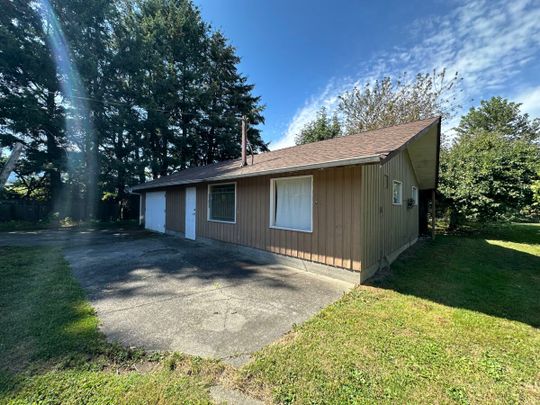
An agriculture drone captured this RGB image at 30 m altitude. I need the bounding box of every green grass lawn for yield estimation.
[238,223,540,404]
[0,247,226,404]
[1,224,539,404]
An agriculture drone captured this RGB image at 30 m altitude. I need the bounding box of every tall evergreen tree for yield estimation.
[1,0,266,220]
[126,0,209,177]
[198,31,266,165]
[0,0,66,204]
[295,107,341,145]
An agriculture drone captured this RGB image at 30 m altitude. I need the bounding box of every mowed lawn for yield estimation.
[238,223,540,404]
[0,223,539,404]
[0,247,226,404]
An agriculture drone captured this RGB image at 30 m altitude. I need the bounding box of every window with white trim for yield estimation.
[208,183,236,223]
[270,176,312,232]
[392,180,402,205]
[411,186,418,206]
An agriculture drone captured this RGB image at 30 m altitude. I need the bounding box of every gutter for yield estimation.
[127,186,140,195]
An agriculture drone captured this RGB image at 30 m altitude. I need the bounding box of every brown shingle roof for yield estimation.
[132,116,440,191]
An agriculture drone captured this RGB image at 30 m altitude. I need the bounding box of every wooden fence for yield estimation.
[0,200,49,222]
[0,196,139,222]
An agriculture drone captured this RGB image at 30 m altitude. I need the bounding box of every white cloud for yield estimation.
[272,79,350,150]
[516,86,540,118]
[272,0,540,149]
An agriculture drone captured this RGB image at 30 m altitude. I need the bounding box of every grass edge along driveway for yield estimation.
[1,223,539,404]
[0,246,228,404]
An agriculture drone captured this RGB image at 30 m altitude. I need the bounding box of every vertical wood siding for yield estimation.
[361,149,419,270]
[191,166,363,271]
[360,163,382,270]
[165,187,185,233]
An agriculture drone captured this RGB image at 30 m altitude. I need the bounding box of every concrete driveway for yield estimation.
[0,228,352,365]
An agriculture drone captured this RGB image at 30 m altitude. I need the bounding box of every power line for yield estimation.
[69,95,250,120]
[3,94,248,119]
[3,99,210,118]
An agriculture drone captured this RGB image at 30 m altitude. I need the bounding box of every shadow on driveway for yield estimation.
[0,228,352,365]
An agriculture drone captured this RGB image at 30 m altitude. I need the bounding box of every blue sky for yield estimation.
[195,0,540,149]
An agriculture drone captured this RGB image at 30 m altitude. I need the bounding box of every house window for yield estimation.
[392,180,402,205]
[270,175,312,232]
[208,183,236,223]
[412,186,418,206]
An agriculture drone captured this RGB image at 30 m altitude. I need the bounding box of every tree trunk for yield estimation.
[46,133,62,205]
[85,134,99,219]
[45,92,63,208]
[0,143,24,189]
[448,206,460,231]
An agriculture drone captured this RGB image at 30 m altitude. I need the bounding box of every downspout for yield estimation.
[432,117,442,239]
[378,163,388,270]
[240,117,247,167]
[127,187,144,226]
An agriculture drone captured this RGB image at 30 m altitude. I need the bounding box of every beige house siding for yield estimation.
[360,163,382,271]
[194,166,363,271]
[165,187,185,233]
[361,149,419,271]
[144,150,419,277]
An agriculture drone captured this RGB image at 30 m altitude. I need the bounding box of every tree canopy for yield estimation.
[295,69,460,145]
[440,97,540,226]
[0,0,266,219]
[455,96,539,143]
[295,107,341,145]
[339,70,460,135]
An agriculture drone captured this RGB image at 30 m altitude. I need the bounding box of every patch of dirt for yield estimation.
[210,385,264,405]
[102,359,161,374]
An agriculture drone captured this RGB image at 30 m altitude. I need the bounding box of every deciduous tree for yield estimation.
[339,70,460,135]
[440,99,540,227]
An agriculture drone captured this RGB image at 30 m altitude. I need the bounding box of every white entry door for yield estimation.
[145,191,166,233]
[185,187,196,240]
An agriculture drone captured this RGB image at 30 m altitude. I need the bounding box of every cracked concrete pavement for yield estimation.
[0,228,353,365]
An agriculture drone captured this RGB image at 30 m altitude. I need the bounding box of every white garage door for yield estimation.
[145,191,166,233]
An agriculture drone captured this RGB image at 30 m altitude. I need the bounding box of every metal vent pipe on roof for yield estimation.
[241,116,247,167]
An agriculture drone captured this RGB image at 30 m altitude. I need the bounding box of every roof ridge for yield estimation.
[266,115,440,154]
[132,116,440,190]
[346,115,440,137]
[158,116,440,178]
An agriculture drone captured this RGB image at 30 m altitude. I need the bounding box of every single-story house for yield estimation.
[132,116,441,283]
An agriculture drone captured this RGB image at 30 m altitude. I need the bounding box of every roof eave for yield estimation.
[131,154,382,191]
[434,117,442,189]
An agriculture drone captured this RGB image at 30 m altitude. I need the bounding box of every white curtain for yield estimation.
[274,177,312,231]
